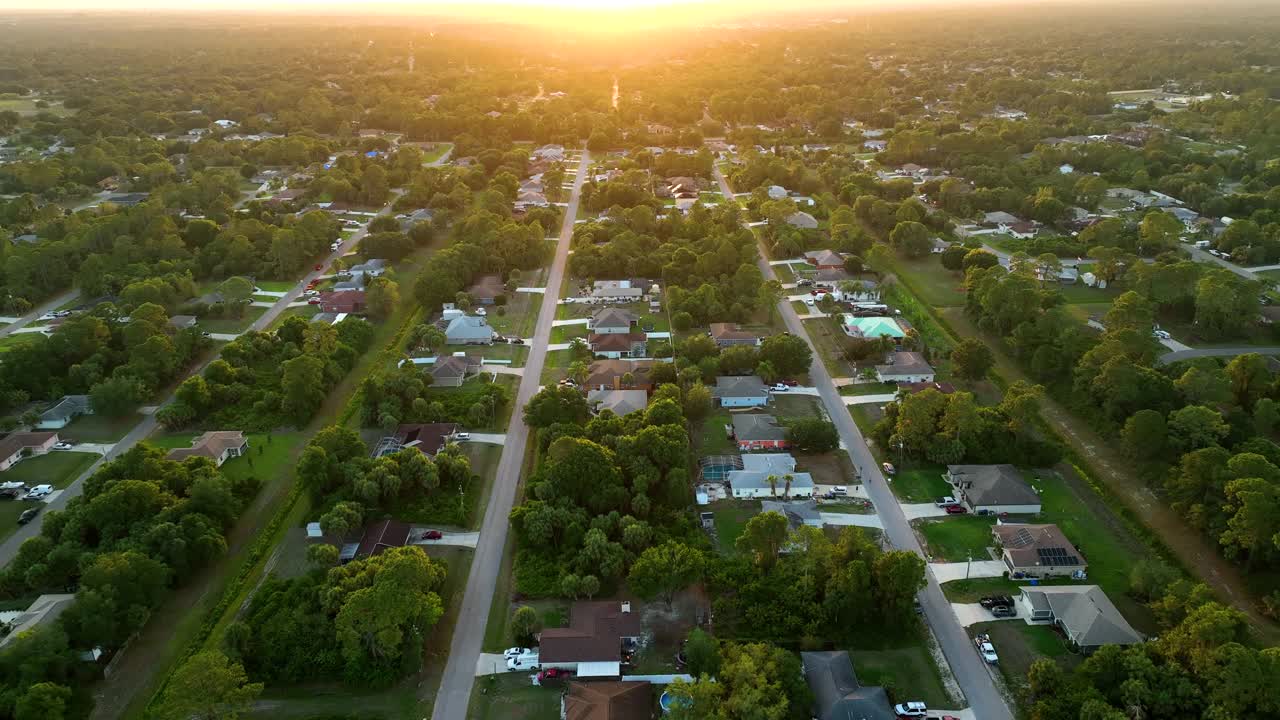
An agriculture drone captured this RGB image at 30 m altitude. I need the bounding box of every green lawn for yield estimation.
[198,306,267,334]
[892,257,968,307]
[0,451,97,489]
[0,334,42,354]
[252,280,296,293]
[697,412,734,455]
[147,432,304,488]
[1054,282,1121,305]
[467,673,562,720]
[841,382,898,396]
[970,621,1078,696]
[549,323,587,344]
[772,393,821,418]
[849,641,959,710]
[848,404,883,435]
[423,143,453,164]
[887,466,952,502]
[59,413,139,443]
[0,451,98,540]
[916,516,998,562]
[712,500,760,554]
[940,577,1024,602]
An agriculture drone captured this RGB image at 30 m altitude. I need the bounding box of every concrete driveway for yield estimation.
[412,531,479,549]
[820,512,883,529]
[843,393,896,405]
[951,603,1020,628]
[464,433,506,445]
[900,503,951,519]
[54,443,112,456]
[930,561,1007,583]
[474,653,511,676]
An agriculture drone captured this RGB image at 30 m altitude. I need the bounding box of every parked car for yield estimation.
[893,701,928,717]
[313,264,323,271]
[1153,329,1171,339]
[422,530,443,540]
[979,595,1015,609]
[53,442,74,450]
[945,505,968,515]
[779,379,799,387]
[454,432,471,441]
[26,484,53,499]
[308,298,322,305]
[881,462,896,475]
[503,647,528,660]
[803,297,815,306]
[831,486,848,496]
[475,307,487,316]
[537,668,572,684]
[974,634,998,664]
[508,337,523,345]
[506,653,540,671]
[303,290,319,297]
[935,496,958,507]
[796,278,814,287]
[991,605,1017,618]
[771,383,789,391]
[18,507,41,525]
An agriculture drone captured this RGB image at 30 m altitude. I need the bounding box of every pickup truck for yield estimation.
[974,634,998,664]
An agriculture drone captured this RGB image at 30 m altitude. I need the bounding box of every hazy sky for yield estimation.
[0,0,1025,12]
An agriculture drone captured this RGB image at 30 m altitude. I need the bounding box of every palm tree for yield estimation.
[768,475,778,497]
[783,474,793,497]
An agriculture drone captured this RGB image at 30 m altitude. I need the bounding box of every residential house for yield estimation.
[318,290,366,314]
[803,249,844,270]
[731,414,788,451]
[0,594,77,651]
[786,211,819,229]
[538,601,642,677]
[467,275,506,305]
[0,432,59,472]
[1006,221,1039,239]
[105,193,149,206]
[588,308,639,334]
[875,351,935,384]
[584,359,656,392]
[441,311,496,345]
[590,282,645,301]
[561,681,651,720]
[1019,586,1143,653]
[379,423,461,460]
[802,651,895,720]
[947,464,1042,514]
[813,267,852,285]
[429,354,481,388]
[168,315,198,331]
[983,210,1022,226]
[863,139,887,152]
[399,208,433,231]
[589,331,647,359]
[1170,206,1200,228]
[350,519,411,561]
[347,259,388,278]
[36,395,93,430]
[843,315,905,340]
[533,144,566,162]
[993,523,1087,578]
[586,389,649,417]
[165,431,249,467]
[646,123,674,135]
[709,323,760,348]
[727,453,814,498]
[767,185,788,200]
[761,499,824,529]
[713,376,770,408]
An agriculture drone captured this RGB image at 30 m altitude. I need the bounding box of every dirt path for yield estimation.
[940,308,1279,639]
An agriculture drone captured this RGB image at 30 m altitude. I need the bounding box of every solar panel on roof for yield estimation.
[1009,528,1035,548]
[1037,547,1080,566]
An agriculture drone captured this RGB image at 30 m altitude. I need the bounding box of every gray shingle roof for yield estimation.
[714,375,767,399]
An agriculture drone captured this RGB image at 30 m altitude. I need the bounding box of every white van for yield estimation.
[506,652,540,671]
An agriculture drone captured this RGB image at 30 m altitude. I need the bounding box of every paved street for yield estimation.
[714,166,1013,720]
[1157,345,1280,365]
[430,148,590,720]
[0,288,81,339]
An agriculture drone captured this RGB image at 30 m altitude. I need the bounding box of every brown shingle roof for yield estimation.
[538,601,642,663]
[166,431,246,462]
[563,681,652,720]
[586,360,655,389]
[0,432,58,462]
[709,323,757,342]
[589,333,646,352]
[355,519,411,558]
[395,423,459,455]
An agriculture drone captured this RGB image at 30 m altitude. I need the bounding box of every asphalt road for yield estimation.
[0,288,81,339]
[430,148,590,720]
[1157,346,1280,365]
[714,167,1012,720]
[0,197,398,569]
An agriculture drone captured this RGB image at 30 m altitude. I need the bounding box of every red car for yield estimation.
[422,530,443,540]
[945,505,968,515]
[779,379,799,387]
[314,264,324,271]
